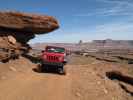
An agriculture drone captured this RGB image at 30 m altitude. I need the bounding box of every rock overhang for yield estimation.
[0,11,59,62]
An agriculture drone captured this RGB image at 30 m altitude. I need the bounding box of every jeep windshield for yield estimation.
[46,46,65,53]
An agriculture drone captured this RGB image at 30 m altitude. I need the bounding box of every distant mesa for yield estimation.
[32,39,133,52]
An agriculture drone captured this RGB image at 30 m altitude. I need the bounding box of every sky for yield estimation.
[0,0,133,43]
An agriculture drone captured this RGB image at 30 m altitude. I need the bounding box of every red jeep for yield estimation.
[40,46,67,74]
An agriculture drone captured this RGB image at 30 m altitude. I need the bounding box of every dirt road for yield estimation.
[0,65,73,100]
[0,56,132,100]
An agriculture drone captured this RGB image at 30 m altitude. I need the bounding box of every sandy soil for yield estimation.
[0,55,132,100]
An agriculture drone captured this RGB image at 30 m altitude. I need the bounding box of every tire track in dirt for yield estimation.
[0,63,132,100]
[0,65,72,100]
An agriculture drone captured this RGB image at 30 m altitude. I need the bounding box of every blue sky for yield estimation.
[0,0,133,43]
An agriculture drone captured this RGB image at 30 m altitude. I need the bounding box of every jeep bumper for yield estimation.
[42,61,64,66]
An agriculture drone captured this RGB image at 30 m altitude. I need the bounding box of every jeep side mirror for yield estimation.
[41,50,45,53]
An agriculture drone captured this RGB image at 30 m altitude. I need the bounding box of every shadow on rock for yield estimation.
[22,54,41,64]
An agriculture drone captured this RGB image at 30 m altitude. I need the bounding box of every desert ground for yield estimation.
[0,53,133,100]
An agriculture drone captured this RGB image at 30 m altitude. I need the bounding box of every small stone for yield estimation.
[91,71,95,75]
[66,73,70,76]
[103,88,108,94]
[75,92,81,97]
[97,81,101,85]
[9,66,17,72]
[8,35,16,44]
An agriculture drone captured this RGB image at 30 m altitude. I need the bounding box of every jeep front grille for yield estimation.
[47,56,59,61]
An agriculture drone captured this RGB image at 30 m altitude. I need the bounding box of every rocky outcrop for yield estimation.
[0,11,59,62]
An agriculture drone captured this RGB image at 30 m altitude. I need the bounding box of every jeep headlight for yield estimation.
[64,56,67,61]
[59,56,64,61]
[43,55,47,59]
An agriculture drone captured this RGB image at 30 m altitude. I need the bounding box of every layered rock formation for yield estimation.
[0,11,59,62]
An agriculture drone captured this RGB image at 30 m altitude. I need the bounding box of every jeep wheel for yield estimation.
[2,58,9,63]
[37,64,43,72]
[58,67,66,75]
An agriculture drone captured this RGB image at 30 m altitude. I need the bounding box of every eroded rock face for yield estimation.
[0,11,59,62]
[0,11,59,34]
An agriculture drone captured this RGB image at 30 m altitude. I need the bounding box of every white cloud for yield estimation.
[74,0,133,40]
[76,0,133,17]
[100,0,133,16]
[93,22,133,34]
